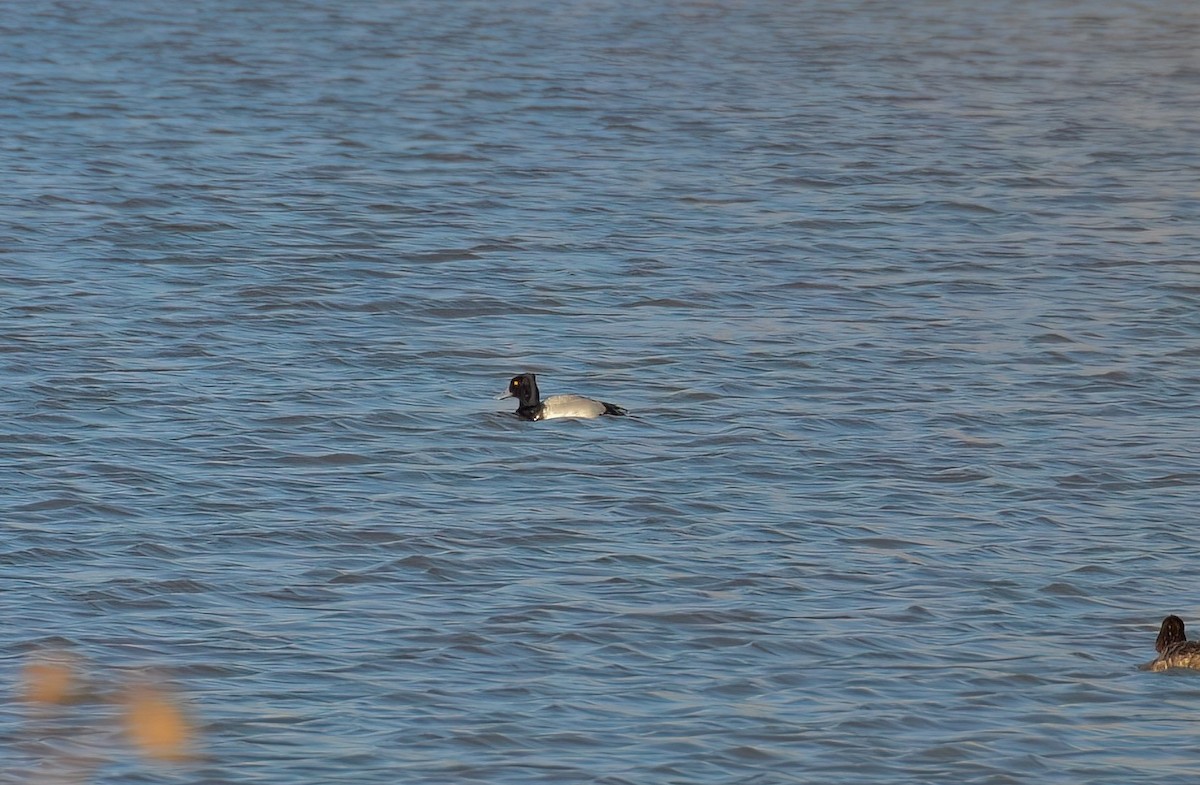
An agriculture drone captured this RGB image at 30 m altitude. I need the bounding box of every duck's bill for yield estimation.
[495,390,514,400]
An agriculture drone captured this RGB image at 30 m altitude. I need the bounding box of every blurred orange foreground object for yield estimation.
[22,655,76,705]
[123,683,196,763]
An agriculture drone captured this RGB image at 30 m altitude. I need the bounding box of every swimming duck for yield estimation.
[497,373,627,421]
[1146,615,1200,671]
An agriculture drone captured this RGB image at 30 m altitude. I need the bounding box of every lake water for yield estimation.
[3,1,1200,783]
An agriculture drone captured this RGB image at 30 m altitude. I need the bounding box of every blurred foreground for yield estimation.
[17,650,198,781]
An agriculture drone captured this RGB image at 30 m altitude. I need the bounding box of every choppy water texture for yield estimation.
[3,1,1200,783]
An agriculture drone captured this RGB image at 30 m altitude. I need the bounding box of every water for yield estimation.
[3,1,1199,782]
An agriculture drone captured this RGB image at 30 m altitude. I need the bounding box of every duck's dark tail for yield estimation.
[602,402,628,417]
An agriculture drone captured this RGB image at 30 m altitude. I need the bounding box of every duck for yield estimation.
[1146,615,1200,671]
[497,373,627,421]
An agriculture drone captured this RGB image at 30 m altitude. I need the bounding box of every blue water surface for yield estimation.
[3,1,1200,783]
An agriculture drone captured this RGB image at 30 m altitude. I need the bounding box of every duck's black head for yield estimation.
[1157,615,1187,653]
[504,373,541,409]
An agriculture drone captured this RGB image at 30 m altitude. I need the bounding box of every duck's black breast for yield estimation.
[516,403,544,421]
